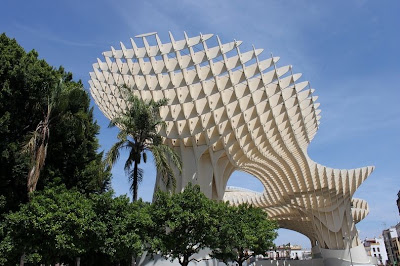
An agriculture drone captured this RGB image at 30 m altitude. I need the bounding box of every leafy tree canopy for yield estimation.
[91,192,152,265]
[0,33,110,214]
[149,184,220,266]
[211,203,278,266]
[0,183,278,265]
[0,187,153,266]
[0,186,103,265]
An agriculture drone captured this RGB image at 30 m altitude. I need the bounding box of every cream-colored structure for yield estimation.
[89,32,374,265]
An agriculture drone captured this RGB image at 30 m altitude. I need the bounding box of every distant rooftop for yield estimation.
[225,186,263,194]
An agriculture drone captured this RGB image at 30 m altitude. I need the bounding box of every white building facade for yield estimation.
[263,245,311,261]
[364,237,388,265]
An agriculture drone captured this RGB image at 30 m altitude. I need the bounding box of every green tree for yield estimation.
[92,193,152,265]
[106,92,182,201]
[0,33,110,214]
[0,186,103,265]
[149,184,219,266]
[0,189,155,266]
[211,203,278,266]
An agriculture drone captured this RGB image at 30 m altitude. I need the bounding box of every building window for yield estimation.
[377,247,380,252]
[373,248,375,252]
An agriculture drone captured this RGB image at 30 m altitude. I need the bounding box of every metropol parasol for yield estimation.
[89,32,374,265]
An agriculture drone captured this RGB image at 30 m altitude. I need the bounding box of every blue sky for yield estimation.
[2,0,399,249]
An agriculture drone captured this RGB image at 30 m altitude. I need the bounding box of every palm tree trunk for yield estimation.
[133,160,138,202]
[19,253,25,266]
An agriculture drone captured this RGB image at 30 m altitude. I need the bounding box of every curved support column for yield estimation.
[309,198,373,265]
[310,197,359,250]
[154,143,234,200]
[316,243,374,266]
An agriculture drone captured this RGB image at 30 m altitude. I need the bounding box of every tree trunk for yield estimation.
[19,253,25,266]
[180,255,189,266]
[131,254,136,266]
[76,256,81,266]
[180,260,189,266]
[133,160,138,202]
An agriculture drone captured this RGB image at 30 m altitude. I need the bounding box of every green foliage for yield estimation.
[149,184,220,266]
[149,185,277,266]
[0,33,110,214]
[91,193,152,264]
[0,186,102,264]
[106,92,182,201]
[0,188,154,265]
[211,203,278,266]
[0,182,278,265]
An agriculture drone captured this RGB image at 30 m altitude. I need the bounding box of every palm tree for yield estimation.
[106,94,182,202]
[21,80,70,266]
[23,80,68,195]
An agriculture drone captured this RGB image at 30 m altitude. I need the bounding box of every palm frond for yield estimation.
[22,131,40,156]
[154,144,182,173]
[116,130,129,142]
[156,97,169,107]
[167,146,182,174]
[27,136,49,193]
[48,79,71,120]
[151,145,177,192]
[105,139,126,168]
[24,79,75,194]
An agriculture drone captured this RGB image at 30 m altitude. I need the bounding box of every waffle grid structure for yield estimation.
[89,32,373,252]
